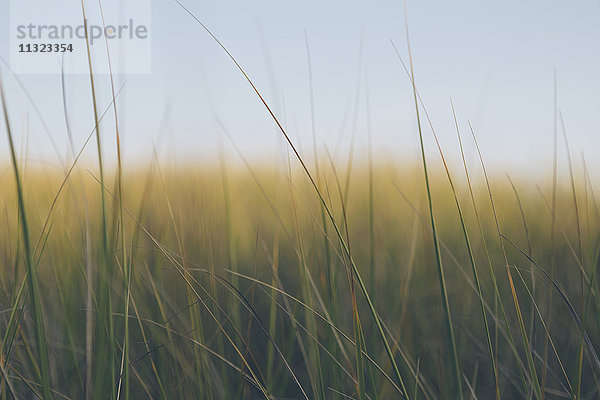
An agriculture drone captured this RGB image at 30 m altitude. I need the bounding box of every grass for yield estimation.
[1,13,600,400]
[0,150,598,399]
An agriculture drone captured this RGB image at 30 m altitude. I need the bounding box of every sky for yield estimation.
[1,0,599,176]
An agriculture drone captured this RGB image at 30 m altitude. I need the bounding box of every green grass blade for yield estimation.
[403,12,463,397]
[1,77,53,400]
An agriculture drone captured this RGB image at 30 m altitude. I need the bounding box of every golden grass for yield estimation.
[0,161,596,399]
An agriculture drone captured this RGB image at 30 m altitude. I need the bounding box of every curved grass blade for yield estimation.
[172,3,411,396]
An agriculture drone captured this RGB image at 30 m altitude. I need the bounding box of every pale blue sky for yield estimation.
[1,0,600,175]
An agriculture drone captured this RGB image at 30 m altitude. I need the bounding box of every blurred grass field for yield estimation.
[1,6,599,398]
[0,150,598,399]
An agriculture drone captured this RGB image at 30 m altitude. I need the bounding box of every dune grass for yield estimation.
[0,141,598,399]
[1,11,599,400]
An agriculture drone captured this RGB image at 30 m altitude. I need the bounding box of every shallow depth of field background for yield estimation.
[0,1,600,399]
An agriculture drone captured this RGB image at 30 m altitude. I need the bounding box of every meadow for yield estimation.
[0,113,598,399]
[1,9,599,399]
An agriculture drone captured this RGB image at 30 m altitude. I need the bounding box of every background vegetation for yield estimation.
[0,137,598,399]
[1,8,598,398]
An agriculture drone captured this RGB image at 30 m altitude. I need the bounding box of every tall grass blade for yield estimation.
[1,76,53,399]
[403,7,463,397]
[173,3,412,397]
